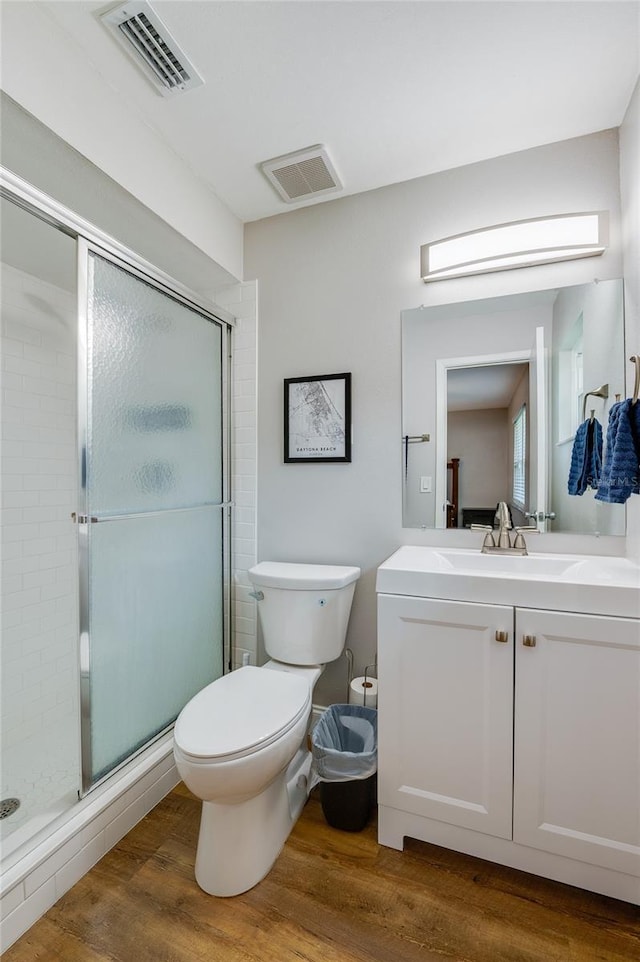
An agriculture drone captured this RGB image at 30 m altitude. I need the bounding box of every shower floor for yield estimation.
[0,716,80,859]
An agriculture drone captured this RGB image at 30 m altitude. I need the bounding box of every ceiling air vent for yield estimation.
[261,146,343,203]
[101,1,204,97]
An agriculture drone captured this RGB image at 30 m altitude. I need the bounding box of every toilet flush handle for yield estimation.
[249,589,264,601]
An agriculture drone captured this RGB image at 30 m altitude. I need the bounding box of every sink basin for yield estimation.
[376,545,640,618]
[431,549,579,578]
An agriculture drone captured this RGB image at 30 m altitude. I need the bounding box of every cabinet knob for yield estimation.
[522,635,536,647]
[495,630,509,643]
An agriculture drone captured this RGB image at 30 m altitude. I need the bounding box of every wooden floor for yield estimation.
[5,784,639,962]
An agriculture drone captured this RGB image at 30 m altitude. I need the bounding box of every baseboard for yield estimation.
[310,703,328,729]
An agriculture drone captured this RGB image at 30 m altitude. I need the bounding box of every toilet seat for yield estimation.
[174,666,311,763]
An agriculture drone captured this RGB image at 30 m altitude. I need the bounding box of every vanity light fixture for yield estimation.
[420,212,608,282]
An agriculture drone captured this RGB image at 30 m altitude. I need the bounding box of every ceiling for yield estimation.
[22,2,640,222]
[448,363,529,412]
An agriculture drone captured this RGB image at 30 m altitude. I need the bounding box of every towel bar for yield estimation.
[631,356,639,405]
[582,383,609,421]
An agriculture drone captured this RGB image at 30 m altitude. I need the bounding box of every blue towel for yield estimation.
[595,399,640,504]
[568,418,603,496]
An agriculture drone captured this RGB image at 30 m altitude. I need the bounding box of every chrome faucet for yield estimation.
[471,501,538,555]
[494,501,512,549]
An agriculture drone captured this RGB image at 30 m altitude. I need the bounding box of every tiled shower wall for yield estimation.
[213,280,258,668]
[0,274,258,952]
[1,269,258,795]
[0,263,80,821]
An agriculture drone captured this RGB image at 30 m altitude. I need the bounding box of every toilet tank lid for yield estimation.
[248,561,360,590]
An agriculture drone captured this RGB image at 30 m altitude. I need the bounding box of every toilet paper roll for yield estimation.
[348,676,378,708]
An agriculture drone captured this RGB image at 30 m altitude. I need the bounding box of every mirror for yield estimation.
[402,279,625,535]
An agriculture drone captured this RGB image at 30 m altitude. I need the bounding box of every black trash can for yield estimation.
[319,774,377,832]
[311,704,377,832]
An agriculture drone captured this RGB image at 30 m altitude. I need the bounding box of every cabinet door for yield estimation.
[514,608,640,878]
[378,594,514,839]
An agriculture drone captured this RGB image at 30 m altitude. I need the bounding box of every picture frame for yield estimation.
[284,372,351,463]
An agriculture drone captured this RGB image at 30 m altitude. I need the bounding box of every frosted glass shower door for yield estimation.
[81,251,227,789]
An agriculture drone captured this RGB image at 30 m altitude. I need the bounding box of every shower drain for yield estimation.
[0,797,21,819]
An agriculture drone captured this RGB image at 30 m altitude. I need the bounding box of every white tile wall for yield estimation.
[212,280,258,668]
[0,273,258,952]
[1,263,81,837]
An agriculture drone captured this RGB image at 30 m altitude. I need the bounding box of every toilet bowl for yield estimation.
[173,561,360,897]
[174,664,315,896]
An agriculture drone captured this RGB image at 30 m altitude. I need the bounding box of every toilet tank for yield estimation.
[247,562,360,666]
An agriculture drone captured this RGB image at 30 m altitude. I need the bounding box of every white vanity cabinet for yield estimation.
[377,565,640,904]
[377,595,515,840]
[513,608,640,879]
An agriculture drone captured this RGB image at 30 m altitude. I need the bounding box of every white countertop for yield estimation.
[376,546,640,619]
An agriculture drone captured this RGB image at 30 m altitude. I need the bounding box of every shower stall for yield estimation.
[1,175,231,863]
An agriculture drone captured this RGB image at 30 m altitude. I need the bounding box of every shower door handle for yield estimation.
[72,503,233,524]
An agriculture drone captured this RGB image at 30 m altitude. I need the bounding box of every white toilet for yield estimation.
[173,561,360,896]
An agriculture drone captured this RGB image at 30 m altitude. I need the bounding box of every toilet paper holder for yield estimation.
[361,661,377,687]
[345,649,378,705]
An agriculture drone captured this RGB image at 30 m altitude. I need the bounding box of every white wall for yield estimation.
[619,79,640,560]
[0,4,243,282]
[0,94,236,296]
[245,129,626,704]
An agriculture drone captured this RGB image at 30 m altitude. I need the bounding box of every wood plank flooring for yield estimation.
[5,784,639,962]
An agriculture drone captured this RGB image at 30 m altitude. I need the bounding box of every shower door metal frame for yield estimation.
[0,168,235,797]
[77,239,233,795]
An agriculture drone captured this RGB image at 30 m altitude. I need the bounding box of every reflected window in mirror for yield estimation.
[513,404,527,511]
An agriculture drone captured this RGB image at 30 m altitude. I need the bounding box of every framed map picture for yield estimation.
[284,372,351,463]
